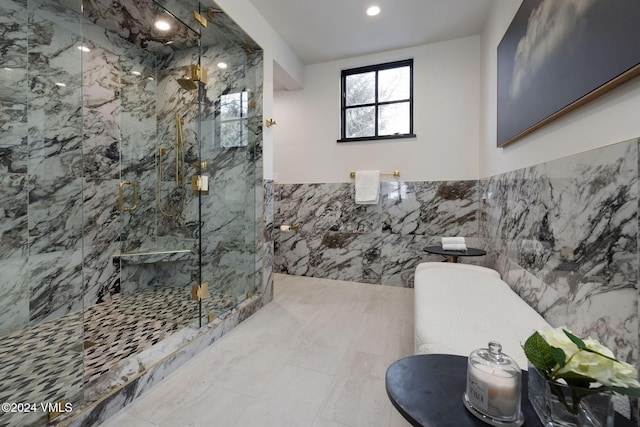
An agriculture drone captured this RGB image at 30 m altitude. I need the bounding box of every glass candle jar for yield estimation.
[463,341,524,426]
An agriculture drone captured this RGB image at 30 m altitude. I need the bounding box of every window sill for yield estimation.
[337,134,416,143]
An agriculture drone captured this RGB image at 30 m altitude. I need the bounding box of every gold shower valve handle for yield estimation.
[118,180,138,212]
[265,119,277,127]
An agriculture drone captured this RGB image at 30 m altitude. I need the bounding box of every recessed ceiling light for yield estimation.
[77,45,90,52]
[366,5,380,16]
[217,62,228,69]
[155,20,171,31]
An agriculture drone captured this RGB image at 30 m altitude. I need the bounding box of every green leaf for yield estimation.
[603,386,640,398]
[523,332,556,373]
[563,329,587,350]
[550,346,566,368]
[554,371,595,387]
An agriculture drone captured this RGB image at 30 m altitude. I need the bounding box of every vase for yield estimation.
[528,364,614,427]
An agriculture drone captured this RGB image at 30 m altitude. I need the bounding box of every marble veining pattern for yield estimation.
[274,180,480,287]
[480,139,639,366]
[0,0,266,422]
[274,140,640,384]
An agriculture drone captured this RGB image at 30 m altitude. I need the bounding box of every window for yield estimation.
[220,91,249,147]
[339,59,415,142]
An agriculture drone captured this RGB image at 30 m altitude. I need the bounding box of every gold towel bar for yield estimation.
[350,170,400,179]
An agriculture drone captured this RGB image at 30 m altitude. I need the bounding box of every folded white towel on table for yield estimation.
[441,237,465,245]
[355,170,380,205]
[442,243,467,251]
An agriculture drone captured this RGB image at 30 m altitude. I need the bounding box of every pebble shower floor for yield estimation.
[0,287,238,426]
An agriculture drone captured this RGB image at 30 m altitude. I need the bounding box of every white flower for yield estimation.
[539,326,578,356]
[539,327,640,388]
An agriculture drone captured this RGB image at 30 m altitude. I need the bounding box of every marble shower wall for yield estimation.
[199,38,263,303]
[479,139,639,365]
[80,2,202,309]
[80,0,264,309]
[0,0,85,336]
[1,0,265,335]
[274,180,479,287]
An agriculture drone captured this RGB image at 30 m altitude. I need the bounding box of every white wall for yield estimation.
[480,0,640,178]
[273,36,482,184]
[214,0,305,180]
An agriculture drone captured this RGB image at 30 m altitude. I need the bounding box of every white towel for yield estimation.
[355,170,380,205]
[441,237,465,245]
[442,243,467,251]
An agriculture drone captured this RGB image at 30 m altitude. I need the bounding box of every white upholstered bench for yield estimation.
[413,262,550,370]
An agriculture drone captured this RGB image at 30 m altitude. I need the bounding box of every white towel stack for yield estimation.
[441,236,467,251]
[354,170,380,205]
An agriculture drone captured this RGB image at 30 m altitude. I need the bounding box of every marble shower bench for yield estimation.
[112,249,193,264]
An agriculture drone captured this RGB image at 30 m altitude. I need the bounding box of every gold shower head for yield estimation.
[177,78,198,90]
[177,65,207,90]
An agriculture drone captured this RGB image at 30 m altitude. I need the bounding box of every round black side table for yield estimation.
[423,245,486,263]
[385,354,634,427]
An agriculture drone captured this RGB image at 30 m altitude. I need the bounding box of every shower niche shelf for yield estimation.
[113,249,193,265]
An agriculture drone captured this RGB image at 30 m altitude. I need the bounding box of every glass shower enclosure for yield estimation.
[0,0,261,425]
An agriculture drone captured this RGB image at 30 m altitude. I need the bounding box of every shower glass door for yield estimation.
[111,0,204,327]
[197,6,260,324]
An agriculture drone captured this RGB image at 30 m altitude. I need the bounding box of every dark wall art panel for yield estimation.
[497,0,640,147]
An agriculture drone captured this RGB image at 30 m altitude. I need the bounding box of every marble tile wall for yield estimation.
[274,180,480,287]
[0,0,85,336]
[479,139,639,367]
[262,179,274,303]
[0,1,267,318]
[274,139,639,374]
[1,0,266,422]
[79,0,264,310]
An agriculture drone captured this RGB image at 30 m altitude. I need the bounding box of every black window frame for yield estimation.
[338,58,415,143]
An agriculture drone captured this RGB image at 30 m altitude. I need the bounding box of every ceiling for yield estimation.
[248,0,495,67]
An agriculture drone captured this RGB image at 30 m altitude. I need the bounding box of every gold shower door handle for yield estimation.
[119,180,138,211]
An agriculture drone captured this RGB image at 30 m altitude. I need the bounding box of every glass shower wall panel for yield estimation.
[119,48,159,256]
[198,8,259,317]
[27,0,84,324]
[0,0,29,338]
[0,0,85,425]
[246,48,263,300]
[81,0,204,325]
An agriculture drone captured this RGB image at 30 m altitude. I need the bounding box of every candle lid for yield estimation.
[472,341,520,372]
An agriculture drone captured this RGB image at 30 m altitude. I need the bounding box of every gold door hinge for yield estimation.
[189,64,207,86]
[191,282,209,301]
[191,175,209,195]
[193,11,207,27]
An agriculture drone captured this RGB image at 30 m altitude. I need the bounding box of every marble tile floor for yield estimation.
[99,273,414,427]
[0,288,239,427]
